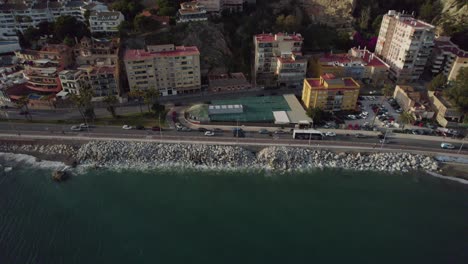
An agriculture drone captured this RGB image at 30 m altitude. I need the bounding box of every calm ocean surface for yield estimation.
[0,163,467,264]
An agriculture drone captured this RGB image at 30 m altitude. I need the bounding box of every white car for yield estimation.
[70,125,82,131]
[122,125,133,130]
[347,115,357,120]
[204,131,215,136]
[325,132,336,137]
[440,143,455,149]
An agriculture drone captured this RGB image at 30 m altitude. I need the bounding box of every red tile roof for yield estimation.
[319,48,388,68]
[306,76,360,90]
[434,37,468,58]
[124,46,200,61]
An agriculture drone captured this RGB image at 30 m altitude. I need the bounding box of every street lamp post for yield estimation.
[380,128,389,149]
[458,137,465,154]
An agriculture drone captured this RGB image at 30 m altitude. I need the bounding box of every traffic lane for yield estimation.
[0,123,466,151]
[1,128,466,155]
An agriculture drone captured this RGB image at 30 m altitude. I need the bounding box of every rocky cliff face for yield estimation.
[300,0,356,30]
[436,0,467,35]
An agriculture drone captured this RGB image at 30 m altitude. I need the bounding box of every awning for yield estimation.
[273,111,290,124]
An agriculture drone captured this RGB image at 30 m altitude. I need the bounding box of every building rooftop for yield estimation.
[124,46,199,61]
[255,33,303,43]
[320,48,389,68]
[90,11,122,20]
[434,37,468,58]
[306,74,360,90]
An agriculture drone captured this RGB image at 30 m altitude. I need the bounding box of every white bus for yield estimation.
[292,129,324,140]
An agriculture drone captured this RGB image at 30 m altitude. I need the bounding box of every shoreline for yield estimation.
[0,137,467,180]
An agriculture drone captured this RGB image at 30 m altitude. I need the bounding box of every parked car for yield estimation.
[325,132,336,137]
[258,129,270,134]
[151,126,161,131]
[204,131,215,136]
[274,129,287,134]
[70,125,82,131]
[122,125,133,130]
[440,143,455,149]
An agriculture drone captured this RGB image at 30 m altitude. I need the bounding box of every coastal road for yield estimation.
[0,123,466,156]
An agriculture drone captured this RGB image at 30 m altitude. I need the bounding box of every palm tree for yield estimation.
[143,86,159,113]
[103,94,119,118]
[399,111,415,129]
[15,96,31,121]
[70,84,95,122]
[128,86,143,114]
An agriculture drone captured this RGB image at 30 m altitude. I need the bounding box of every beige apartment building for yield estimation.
[375,10,435,83]
[124,44,201,96]
[392,85,434,120]
[254,33,305,88]
[430,36,468,82]
[428,91,463,127]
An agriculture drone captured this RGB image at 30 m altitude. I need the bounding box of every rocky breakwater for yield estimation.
[0,142,78,163]
[257,147,439,172]
[76,141,256,169]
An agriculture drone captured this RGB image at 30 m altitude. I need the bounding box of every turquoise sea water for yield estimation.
[0,163,467,264]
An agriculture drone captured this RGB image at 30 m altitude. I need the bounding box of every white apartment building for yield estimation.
[253,33,304,88]
[197,0,222,13]
[89,11,124,33]
[0,0,108,40]
[430,36,468,82]
[124,44,201,96]
[375,10,435,83]
[177,1,208,23]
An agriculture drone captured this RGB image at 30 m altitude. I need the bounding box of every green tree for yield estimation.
[143,86,159,113]
[276,15,300,32]
[54,16,89,42]
[399,111,415,129]
[381,83,394,98]
[70,84,95,122]
[112,0,144,20]
[445,67,468,114]
[371,15,383,35]
[306,107,325,127]
[128,86,144,113]
[15,96,31,121]
[427,73,447,91]
[133,15,161,32]
[419,0,433,22]
[23,27,41,43]
[103,94,119,118]
[63,36,75,47]
[359,6,371,30]
[307,58,322,78]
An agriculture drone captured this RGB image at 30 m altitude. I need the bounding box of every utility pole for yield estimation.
[380,128,389,149]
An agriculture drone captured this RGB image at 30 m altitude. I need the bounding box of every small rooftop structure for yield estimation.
[208,104,244,115]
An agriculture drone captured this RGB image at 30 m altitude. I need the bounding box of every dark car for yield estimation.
[232,128,245,137]
[151,126,161,131]
[135,125,145,130]
[19,110,29,115]
[198,127,208,132]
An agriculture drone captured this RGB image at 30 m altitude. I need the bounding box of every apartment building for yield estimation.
[89,10,124,34]
[428,91,463,127]
[319,47,390,85]
[393,85,434,120]
[57,36,121,100]
[208,72,251,92]
[74,36,119,66]
[0,0,108,40]
[15,44,73,94]
[430,36,468,82]
[222,0,244,12]
[302,73,360,112]
[254,33,305,88]
[375,10,435,83]
[124,44,201,96]
[177,1,208,23]
[197,0,222,13]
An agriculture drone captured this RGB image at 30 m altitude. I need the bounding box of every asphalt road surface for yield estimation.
[0,123,466,155]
